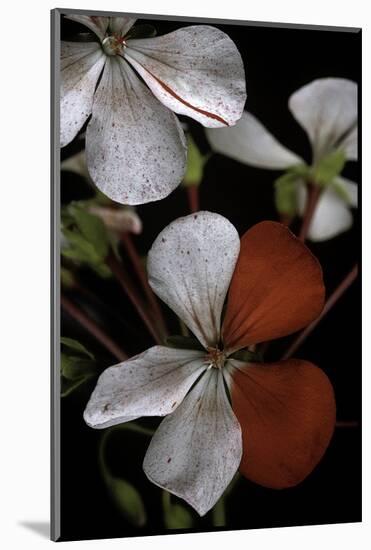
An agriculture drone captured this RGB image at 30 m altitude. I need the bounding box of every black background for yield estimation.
[60,14,361,541]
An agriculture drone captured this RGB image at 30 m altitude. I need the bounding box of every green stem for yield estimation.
[114,421,155,437]
[162,489,171,514]
[212,496,226,527]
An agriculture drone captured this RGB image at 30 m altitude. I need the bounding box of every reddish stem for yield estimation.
[282,264,358,360]
[61,294,127,362]
[336,421,359,428]
[106,253,162,344]
[187,185,199,213]
[120,232,168,338]
[298,182,322,242]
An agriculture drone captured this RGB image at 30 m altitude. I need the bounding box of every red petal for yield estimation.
[222,221,325,351]
[230,359,336,489]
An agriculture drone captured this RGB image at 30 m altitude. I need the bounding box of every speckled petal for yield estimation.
[109,16,136,36]
[298,182,355,242]
[86,56,187,205]
[207,111,302,169]
[84,346,206,429]
[288,78,357,162]
[147,212,240,349]
[65,15,109,41]
[143,368,242,516]
[124,25,246,128]
[60,41,106,147]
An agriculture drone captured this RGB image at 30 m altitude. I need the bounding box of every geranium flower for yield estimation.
[84,212,335,515]
[207,78,358,241]
[61,15,246,205]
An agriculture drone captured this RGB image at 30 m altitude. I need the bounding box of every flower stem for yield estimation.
[212,496,226,527]
[187,185,199,213]
[298,182,322,242]
[282,264,358,360]
[120,232,168,338]
[106,253,162,344]
[61,294,127,361]
[336,421,359,428]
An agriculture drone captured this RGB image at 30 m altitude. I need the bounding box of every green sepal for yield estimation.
[165,335,204,351]
[274,172,300,216]
[313,149,346,186]
[183,135,210,187]
[108,477,147,527]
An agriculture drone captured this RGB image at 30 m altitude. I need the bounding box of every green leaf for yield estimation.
[183,135,209,187]
[313,149,346,186]
[68,203,109,259]
[109,477,147,527]
[62,204,112,277]
[60,267,76,288]
[274,172,299,216]
[61,337,95,359]
[61,354,97,381]
[61,377,87,397]
[165,335,204,351]
[62,229,101,264]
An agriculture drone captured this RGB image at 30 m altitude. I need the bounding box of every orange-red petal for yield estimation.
[222,221,325,351]
[229,358,336,489]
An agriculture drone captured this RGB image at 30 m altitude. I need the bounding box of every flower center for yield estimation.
[206,347,226,370]
[102,34,126,56]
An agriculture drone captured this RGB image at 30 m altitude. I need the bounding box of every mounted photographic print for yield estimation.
[51,8,361,542]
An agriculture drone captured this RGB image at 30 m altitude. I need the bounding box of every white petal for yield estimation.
[288,78,357,162]
[341,126,358,161]
[148,212,240,349]
[206,111,302,169]
[109,16,136,36]
[124,25,246,128]
[143,368,242,516]
[298,183,353,241]
[60,41,106,147]
[86,56,187,205]
[335,177,358,208]
[84,346,206,429]
[65,15,109,41]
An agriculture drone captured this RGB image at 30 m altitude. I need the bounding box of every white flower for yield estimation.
[84,212,335,516]
[206,78,358,241]
[61,16,246,205]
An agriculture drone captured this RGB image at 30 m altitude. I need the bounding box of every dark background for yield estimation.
[60,14,361,541]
